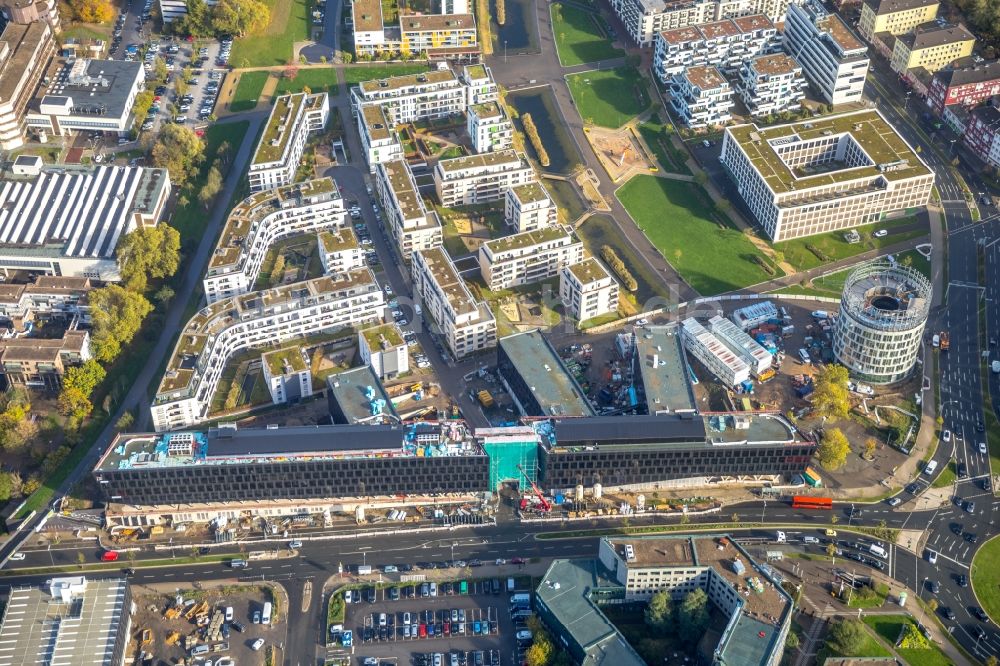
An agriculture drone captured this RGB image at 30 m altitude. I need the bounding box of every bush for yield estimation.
[805,244,830,262]
[750,254,776,276]
[496,0,505,24]
[600,246,638,292]
[521,114,550,167]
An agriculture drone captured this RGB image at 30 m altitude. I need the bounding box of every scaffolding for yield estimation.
[478,427,540,491]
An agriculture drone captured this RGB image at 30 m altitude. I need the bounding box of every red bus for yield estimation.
[791,496,833,510]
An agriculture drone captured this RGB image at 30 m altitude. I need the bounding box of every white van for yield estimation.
[923,460,939,476]
[357,565,373,575]
[798,348,811,364]
[262,601,272,625]
[775,531,786,544]
[803,536,820,544]
[869,544,888,559]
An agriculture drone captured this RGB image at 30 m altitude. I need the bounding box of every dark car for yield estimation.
[400,564,414,572]
[366,587,376,603]
[958,462,968,478]
[929,580,940,594]
[958,574,968,588]
[941,607,956,621]
[976,420,985,433]
[905,482,919,494]
[983,478,993,491]
[952,523,963,535]
[973,607,989,621]
[965,532,979,544]
[230,620,245,632]
[964,501,976,513]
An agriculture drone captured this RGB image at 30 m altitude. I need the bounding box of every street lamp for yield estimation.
[848,504,855,527]
[504,40,508,64]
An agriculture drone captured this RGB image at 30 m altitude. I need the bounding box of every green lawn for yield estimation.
[550,3,624,67]
[230,72,270,112]
[616,176,782,295]
[273,68,340,97]
[343,63,432,85]
[862,615,955,666]
[230,0,312,67]
[637,113,691,175]
[972,535,1000,625]
[577,214,672,307]
[566,68,650,129]
[930,460,957,488]
[815,625,892,663]
[774,248,931,299]
[775,216,928,272]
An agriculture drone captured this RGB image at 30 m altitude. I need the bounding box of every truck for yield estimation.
[757,368,776,383]
[477,390,494,408]
[940,332,950,351]
[803,467,823,488]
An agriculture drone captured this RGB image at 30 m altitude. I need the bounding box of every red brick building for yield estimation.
[927,57,1000,115]
[963,104,1000,168]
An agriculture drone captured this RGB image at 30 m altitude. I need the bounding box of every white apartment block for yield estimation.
[411,247,496,360]
[350,69,467,126]
[350,0,477,58]
[467,101,513,153]
[375,159,444,260]
[461,64,499,105]
[505,182,558,232]
[248,92,330,193]
[652,14,777,82]
[611,0,795,47]
[719,109,935,242]
[736,52,807,117]
[0,21,55,149]
[669,65,733,128]
[358,104,403,173]
[359,323,409,379]
[783,0,869,106]
[478,226,584,291]
[434,150,535,207]
[560,258,619,323]
[260,347,313,405]
[681,317,750,386]
[203,178,347,305]
[318,227,365,275]
[151,271,384,432]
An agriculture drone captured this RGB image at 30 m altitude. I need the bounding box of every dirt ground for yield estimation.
[586,125,655,183]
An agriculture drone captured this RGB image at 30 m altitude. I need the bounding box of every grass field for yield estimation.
[930,460,957,488]
[550,3,624,66]
[617,176,782,295]
[972,535,1000,625]
[636,113,691,175]
[230,72,270,112]
[815,623,892,663]
[773,248,932,299]
[230,0,311,67]
[862,615,954,666]
[273,68,340,96]
[566,68,650,129]
[775,216,928,272]
[343,63,432,85]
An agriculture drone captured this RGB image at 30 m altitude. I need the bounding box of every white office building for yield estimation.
[505,182,558,232]
[411,247,496,360]
[708,315,773,376]
[248,92,330,192]
[318,227,365,275]
[151,271,385,432]
[260,347,313,405]
[358,104,403,172]
[681,317,751,386]
[652,14,777,82]
[560,258,619,323]
[375,159,443,260]
[669,65,734,128]
[434,150,535,207]
[203,178,347,305]
[467,101,513,153]
[783,0,869,106]
[735,52,807,117]
[359,323,409,379]
[479,226,584,291]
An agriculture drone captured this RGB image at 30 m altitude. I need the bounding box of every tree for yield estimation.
[676,588,709,644]
[270,254,287,286]
[817,427,850,470]
[785,631,800,650]
[152,123,205,187]
[77,552,86,568]
[115,411,135,432]
[68,0,114,22]
[63,360,106,397]
[89,285,154,362]
[342,52,353,64]
[175,78,188,99]
[199,165,223,207]
[152,56,168,84]
[132,90,155,127]
[826,542,837,558]
[864,437,877,460]
[644,589,672,631]
[117,224,182,292]
[812,364,851,419]
[496,0,506,24]
[524,640,553,666]
[827,619,867,655]
[212,0,270,36]
[985,656,998,666]
[155,285,176,306]
[59,386,93,423]
[0,472,17,502]
[927,598,938,612]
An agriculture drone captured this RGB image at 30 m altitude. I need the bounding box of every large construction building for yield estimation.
[497,329,596,419]
[719,109,934,242]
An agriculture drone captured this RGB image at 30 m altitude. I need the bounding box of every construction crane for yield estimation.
[516,464,550,512]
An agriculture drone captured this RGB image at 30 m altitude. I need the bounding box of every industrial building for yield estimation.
[433,150,536,207]
[497,329,595,418]
[832,259,931,383]
[0,164,171,280]
[0,577,133,666]
[248,92,329,192]
[681,317,751,386]
[719,109,934,242]
[326,366,400,425]
[375,159,444,260]
[630,323,697,415]
[504,182,558,232]
[203,178,347,304]
[708,315,773,377]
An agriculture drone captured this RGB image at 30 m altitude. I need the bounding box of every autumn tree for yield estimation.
[827,619,867,655]
[132,91,155,128]
[211,0,270,36]
[152,123,205,187]
[0,472,20,502]
[812,364,851,419]
[117,225,181,292]
[59,360,107,421]
[199,164,223,207]
[817,427,850,470]
[68,0,114,22]
[89,285,154,362]
[644,589,672,632]
[864,437,877,460]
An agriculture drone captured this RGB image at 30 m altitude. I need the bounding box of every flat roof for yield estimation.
[351,0,383,32]
[633,324,696,414]
[416,246,478,317]
[751,52,800,76]
[400,13,475,31]
[550,414,705,447]
[464,64,488,80]
[499,329,595,418]
[361,322,404,350]
[252,93,307,166]
[0,21,50,107]
[660,14,772,44]
[685,65,727,90]
[362,104,393,141]
[817,11,866,52]
[319,226,360,254]
[326,366,399,424]
[484,225,572,255]
[469,101,504,119]
[262,346,307,375]
[436,149,525,174]
[509,182,550,205]
[565,257,611,285]
[725,109,932,194]
[898,21,974,50]
[31,58,142,119]
[863,0,938,15]
[0,165,168,258]
[359,69,457,95]
[380,159,427,221]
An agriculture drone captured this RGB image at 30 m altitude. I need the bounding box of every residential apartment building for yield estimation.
[719,109,934,241]
[652,14,777,81]
[260,347,313,405]
[783,0,869,105]
[479,226,584,291]
[203,178,347,305]
[318,227,365,275]
[858,0,938,41]
[963,104,1000,169]
[358,104,403,172]
[0,0,61,32]
[0,20,55,149]
[151,271,385,432]
[359,323,409,379]
[888,21,975,81]
[467,101,513,153]
[611,0,794,47]
[927,58,1000,115]
[0,276,91,331]
[0,329,89,389]
[461,64,499,105]
[505,182,558,232]
[560,258,619,323]
[375,159,444,260]
[26,58,144,138]
[669,65,733,128]
[411,247,496,360]
[248,92,330,192]
[434,150,535,207]
[350,0,477,59]
[736,52,807,117]
[350,69,467,126]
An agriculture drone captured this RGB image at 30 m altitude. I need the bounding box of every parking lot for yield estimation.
[332,581,532,666]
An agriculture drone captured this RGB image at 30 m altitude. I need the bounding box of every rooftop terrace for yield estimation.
[418,246,478,317]
[437,149,526,174]
[252,93,306,166]
[362,104,393,142]
[484,226,572,255]
[499,329,595,417]
[319,227,360,254]
[262,346,307,376]
[362,323,405,351]
[565,257,611,285]
[469,101,504,119]
[381,159,427,221]
[510,182,550,205]
[359,69,457,95]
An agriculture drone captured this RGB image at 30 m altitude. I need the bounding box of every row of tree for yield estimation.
[169,0,270,38]
[600,245,638,292]
[496,0,506,25]
[644,588,710,647]
[65,0,115,23]
[521,114,550,167]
